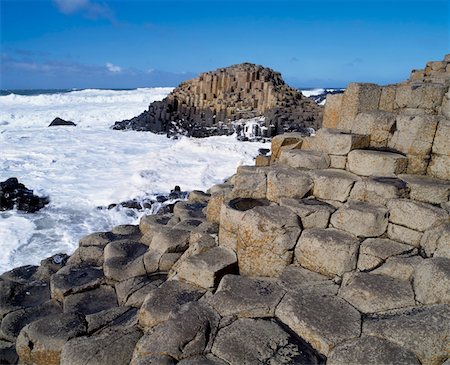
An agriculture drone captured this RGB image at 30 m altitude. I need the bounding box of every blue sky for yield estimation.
[1,0,449,89]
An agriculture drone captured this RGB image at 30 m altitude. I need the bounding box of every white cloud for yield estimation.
[53,0,114,21]
[106,62,122,73]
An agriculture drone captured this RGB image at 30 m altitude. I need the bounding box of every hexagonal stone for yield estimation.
[115,274,166,307]
[275,288,361,356]
[387,199,448,232]
[139,214,172,242]
[103,240,148,281]
[60,325,143,365]
[352,111,396,148]
[349,176,409,205]
[133,302,220,362]
[280,197,335,229]
[363,305,450,365]
[16,313,86,365]
[339,272,415,313]
[231,172,267,199]
[175,247,237,289]
[399,174,450,204]
[421,223,450,258]
[277,265,330,291]
[266,167,313,203]
[310,169,360,202]
[327,336,420,365]
[270,133,304,162]
[79,231,115,247]
[138,280,205,328]
[50,264,104,301]
[413,257,450,305]
[330,200,388,237]
[387,223,423,247]
[295,228,360,277]
[372,255,424,281]
[63,285,117,315]
[357,238,415,271]
[173,201,207,220]
[278,149,331,170]
[149,228,191,254]
[206,275,285,318]
[347,149,408,176]
[237,205,302,277]
[305,128,370,155]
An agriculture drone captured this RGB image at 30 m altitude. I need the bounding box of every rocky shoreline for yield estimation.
[1,55,450,365]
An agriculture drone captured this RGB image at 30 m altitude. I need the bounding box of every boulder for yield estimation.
[310,169,360,202]
[339,272,415,313]
[133,302,220,362]
[187,190,210,204]
[280,197,335,229]
[387,199,448,232]
[295,228,360,277]
[0,339,18,365]
[103,240,148,281]
[237,205,302,277]
[63,285,117,315]
[266,167,313,202]
[16,313,86,365]
[278,149,330,170]
[347,149,408,176]
[0,177,49,213]
[138,280,205,328]
[363,305,450,365]
[48,117,76,127]
[206,274,285,318]
[275,288,361,356]
[211,318,322,365]
[60,326,143,365]
[357,238,415,271]
[349,176,409,205]
[413,257,450,304]
[327,336,420,365]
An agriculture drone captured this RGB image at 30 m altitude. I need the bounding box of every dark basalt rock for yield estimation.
[48,117,76,127]
[0,178,49,213]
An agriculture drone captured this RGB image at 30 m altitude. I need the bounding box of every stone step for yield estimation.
[278,149,330,170]
[302,128,370,156]
[347,149,408,176]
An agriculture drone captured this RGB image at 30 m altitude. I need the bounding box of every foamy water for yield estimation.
[0,88,266,273]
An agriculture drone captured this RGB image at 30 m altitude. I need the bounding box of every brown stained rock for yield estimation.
[428,154,450,180]
[275,288,361,356]
[413,257,450,305]
[206,186,233,224]
[352,111,396,148]
[432,118,450,156]
[338,272,415,314]
[16,313,86,365]
[327,336,420,365]
[266,167,313,203]
[237,205,302,277]
[295,228,359,277]
[270,133,304,162]
[310,169,360,202]
[363,305,450,365]
[138,280,205,328]
[322,93,343,129]
[206,274,285,318]
[394,82,447,113]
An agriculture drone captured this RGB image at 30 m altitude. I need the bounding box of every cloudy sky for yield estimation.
[1,0,448,89]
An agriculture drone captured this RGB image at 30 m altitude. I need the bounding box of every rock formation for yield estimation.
[48,118,76,127]
[0,178,49,213]
[113,63,322,137]
[1,56,450,365]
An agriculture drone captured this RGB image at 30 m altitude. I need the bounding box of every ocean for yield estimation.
[0,87,269,273]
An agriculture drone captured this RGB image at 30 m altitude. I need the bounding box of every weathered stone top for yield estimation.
[113,63,322,136]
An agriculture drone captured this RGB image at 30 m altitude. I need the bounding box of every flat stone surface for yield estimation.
[85,306,138,334]
[138,280,205,328]
[79,232,115,247]
[270,133,304,162]
[266,167,313,202]
[421,222,450,258]
[280,197,335,229]
[278,265,330,291]
[352,111,396,148]
[347,149,408,176]
[311,169,360,202]
[149,228,191,254]
[339,272,415,313]
[115,274,166,307]
[50,264,104,301]
[231,172,267,199]
[330,200,388,237]
[16,313,86,365]
[237,205,301,277]
[139,214,172,241]
[177,354,228,365]
[173,201,207,221]
[211,318,323,365]
[133,302,220,362]
[349,176,409,205]
[387,223,423,247]
[63,285,117,315]
[372,255,424,281]
[413,257,450,305]
[363,305,450,365]
[306,128,370,155]
[275,288,361,356]
[278,149,330,170]
[206,274,285,318]
[60,325,143,365]
[388,199,448,232]
[327,336,420,365]
[176,246,237,289]
[295,228,360,277]
[103,240,148,281]
[357,238,415,271]
[399,174,450,204]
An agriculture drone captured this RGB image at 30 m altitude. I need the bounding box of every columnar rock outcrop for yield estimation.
[113,63,322,136]
[1,56,450,365]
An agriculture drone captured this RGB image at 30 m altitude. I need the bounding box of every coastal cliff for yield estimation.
[1,55,450,365]
[113,63,322,137]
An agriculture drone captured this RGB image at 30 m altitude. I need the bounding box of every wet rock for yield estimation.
[48,117,76,127]
[0,339,18,365]
[0,177,49,213]
[63,285,117,315]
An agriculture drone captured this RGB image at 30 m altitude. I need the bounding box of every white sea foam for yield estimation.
[0,88,265,273]
[301,88,325,97]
